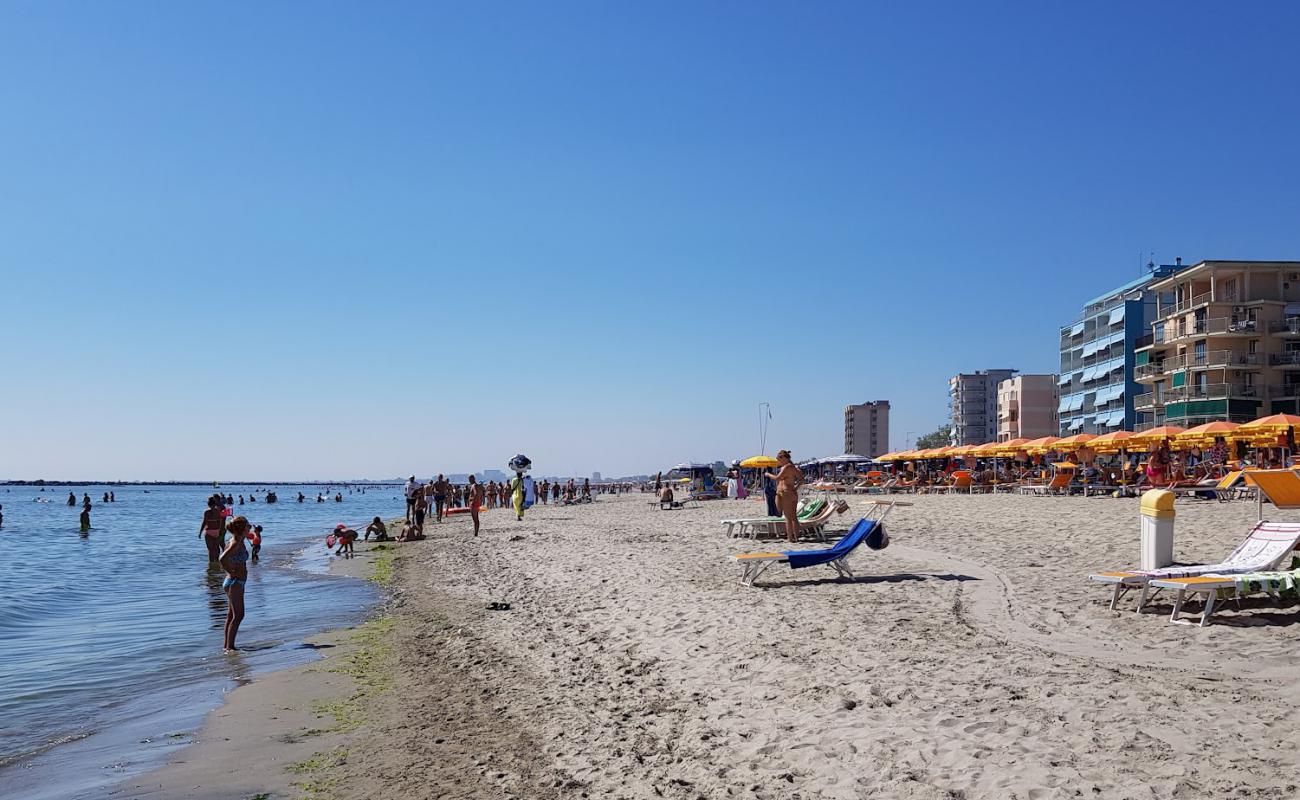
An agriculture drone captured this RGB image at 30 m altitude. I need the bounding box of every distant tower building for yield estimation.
[592,471,602,482]
[997,375,1060,441]
[949,370,1017,445]
[844,401,890,457]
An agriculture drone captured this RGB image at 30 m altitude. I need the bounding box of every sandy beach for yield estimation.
[125,492,1300,799]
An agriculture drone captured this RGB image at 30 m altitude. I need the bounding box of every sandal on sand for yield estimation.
[486,602,512,611]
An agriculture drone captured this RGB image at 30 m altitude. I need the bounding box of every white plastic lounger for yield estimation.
[1149,567,1300,626]
[733,500,906,587]
[1089,521,1300,612]
[720,498,819,538]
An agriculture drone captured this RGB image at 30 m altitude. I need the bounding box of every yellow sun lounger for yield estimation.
[1244,469,1300,519]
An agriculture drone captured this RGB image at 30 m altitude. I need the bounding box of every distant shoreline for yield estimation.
[1,480,405,487]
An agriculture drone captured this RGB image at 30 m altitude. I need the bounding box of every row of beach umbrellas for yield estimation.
[874,413,1300,462]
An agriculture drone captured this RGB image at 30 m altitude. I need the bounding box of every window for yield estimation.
[1194,340,1206,365]
[1249,339,1259,354]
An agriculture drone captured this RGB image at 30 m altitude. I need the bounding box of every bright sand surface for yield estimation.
[120,492,1300,799]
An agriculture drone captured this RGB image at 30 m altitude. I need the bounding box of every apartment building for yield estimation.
[844,401,889,457]
[996,375,1060,441]
[1134,260,1300,428]
[949,370,1016,445]
[1058,262,1187,435]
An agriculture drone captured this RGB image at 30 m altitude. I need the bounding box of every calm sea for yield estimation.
[0,483,400,800]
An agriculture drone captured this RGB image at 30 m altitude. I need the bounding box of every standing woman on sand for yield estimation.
[199,497,225,563]
[468,475,485,536]
[219,516,251,652]
[764,450,803,544]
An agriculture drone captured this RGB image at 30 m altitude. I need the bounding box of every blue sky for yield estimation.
[3,2,1300,480]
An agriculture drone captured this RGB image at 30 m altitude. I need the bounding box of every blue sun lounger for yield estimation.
[733,501,902,587]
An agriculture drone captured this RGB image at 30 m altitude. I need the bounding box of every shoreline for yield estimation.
[107,529,402,800]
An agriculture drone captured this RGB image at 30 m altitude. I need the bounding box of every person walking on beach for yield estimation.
[433,474,450,522]
[468,475,485,535]
[219,515,251,652]
[413,491,428,533]
[199,497,226,562]
[403,476,418,522]
[764,450,803,544]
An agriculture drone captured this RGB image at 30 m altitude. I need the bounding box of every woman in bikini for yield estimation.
[764,450,803,543]
[199,497,225,563]
[219,515,251,652]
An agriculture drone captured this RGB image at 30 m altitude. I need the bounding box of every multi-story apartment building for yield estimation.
[1134,260,1300,428]
[949,370,1016,445]
[844,401,889,457]
[1058,261,1187,435]
[996,375,1060,441]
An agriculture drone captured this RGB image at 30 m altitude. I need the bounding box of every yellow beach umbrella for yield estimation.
[1130,425,1187,446]
[1054,433,1097,449]
[1090,430,1140,453]
[1174,421,1241,446]
[1239,413,1300,432]
[739,455,779,468]
[1022,436,1061,454]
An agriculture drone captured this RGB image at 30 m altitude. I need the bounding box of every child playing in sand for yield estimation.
[332,524,357,557]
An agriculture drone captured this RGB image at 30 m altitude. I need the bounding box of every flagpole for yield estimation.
[759,402,771,454]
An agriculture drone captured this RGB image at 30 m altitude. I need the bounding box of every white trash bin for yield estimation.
[1140,489,1175,570]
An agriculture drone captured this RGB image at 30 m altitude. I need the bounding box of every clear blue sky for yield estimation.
[4,2,1300,480]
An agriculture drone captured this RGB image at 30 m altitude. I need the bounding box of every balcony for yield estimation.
[1272,353,1300,367]
[1134,362,1162,382]
[1269,318,1300,335]
[1164,291,1214,315]
[1134,391,1161,411]
[1160,317,1259,343]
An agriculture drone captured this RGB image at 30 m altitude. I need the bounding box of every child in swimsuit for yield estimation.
[219,516,251,652]
[249,525,263,563]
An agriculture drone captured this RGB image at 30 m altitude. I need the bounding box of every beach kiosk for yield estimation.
[667,462,720,500]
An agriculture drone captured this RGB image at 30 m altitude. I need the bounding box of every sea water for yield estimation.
[0,483,400,799]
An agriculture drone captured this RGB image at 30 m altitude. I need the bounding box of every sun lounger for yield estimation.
[1018,472,1073,496]
[1148,567,1300,626]
[1088,521,1300,611]
[720,498,823,537]
[743,500,845,542]
[933,471,973,494]
[733,501,906,587]
[1244,469,1300,519]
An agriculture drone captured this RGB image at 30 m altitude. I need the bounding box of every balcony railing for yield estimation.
[1269,318,1300,335]
[1161,317,1258,342]
[1164,291,1214,315]
[1134,391,1160,410]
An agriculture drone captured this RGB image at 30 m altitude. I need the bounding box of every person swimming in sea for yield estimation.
[79,507,91,532]
[67,491,76,506]
[249,525,263,563]
[219,515,251,652]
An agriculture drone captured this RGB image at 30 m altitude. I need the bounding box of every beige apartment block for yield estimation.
[844,401,889,457]
[1134,260,1300,429]
[997,375,1059,441]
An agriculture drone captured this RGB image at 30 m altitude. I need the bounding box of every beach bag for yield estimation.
[865,525,890,551]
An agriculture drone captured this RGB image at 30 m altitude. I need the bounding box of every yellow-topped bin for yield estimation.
[1140,489,1175,519]
[1139,489,1175,569]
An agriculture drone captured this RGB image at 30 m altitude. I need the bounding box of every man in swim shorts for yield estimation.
[433,474,450,522]
[403,476,418,522]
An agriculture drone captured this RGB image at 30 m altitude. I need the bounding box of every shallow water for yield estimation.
[0,483,400,797]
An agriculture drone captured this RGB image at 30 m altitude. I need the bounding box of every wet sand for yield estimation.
[125,493,1300,799]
